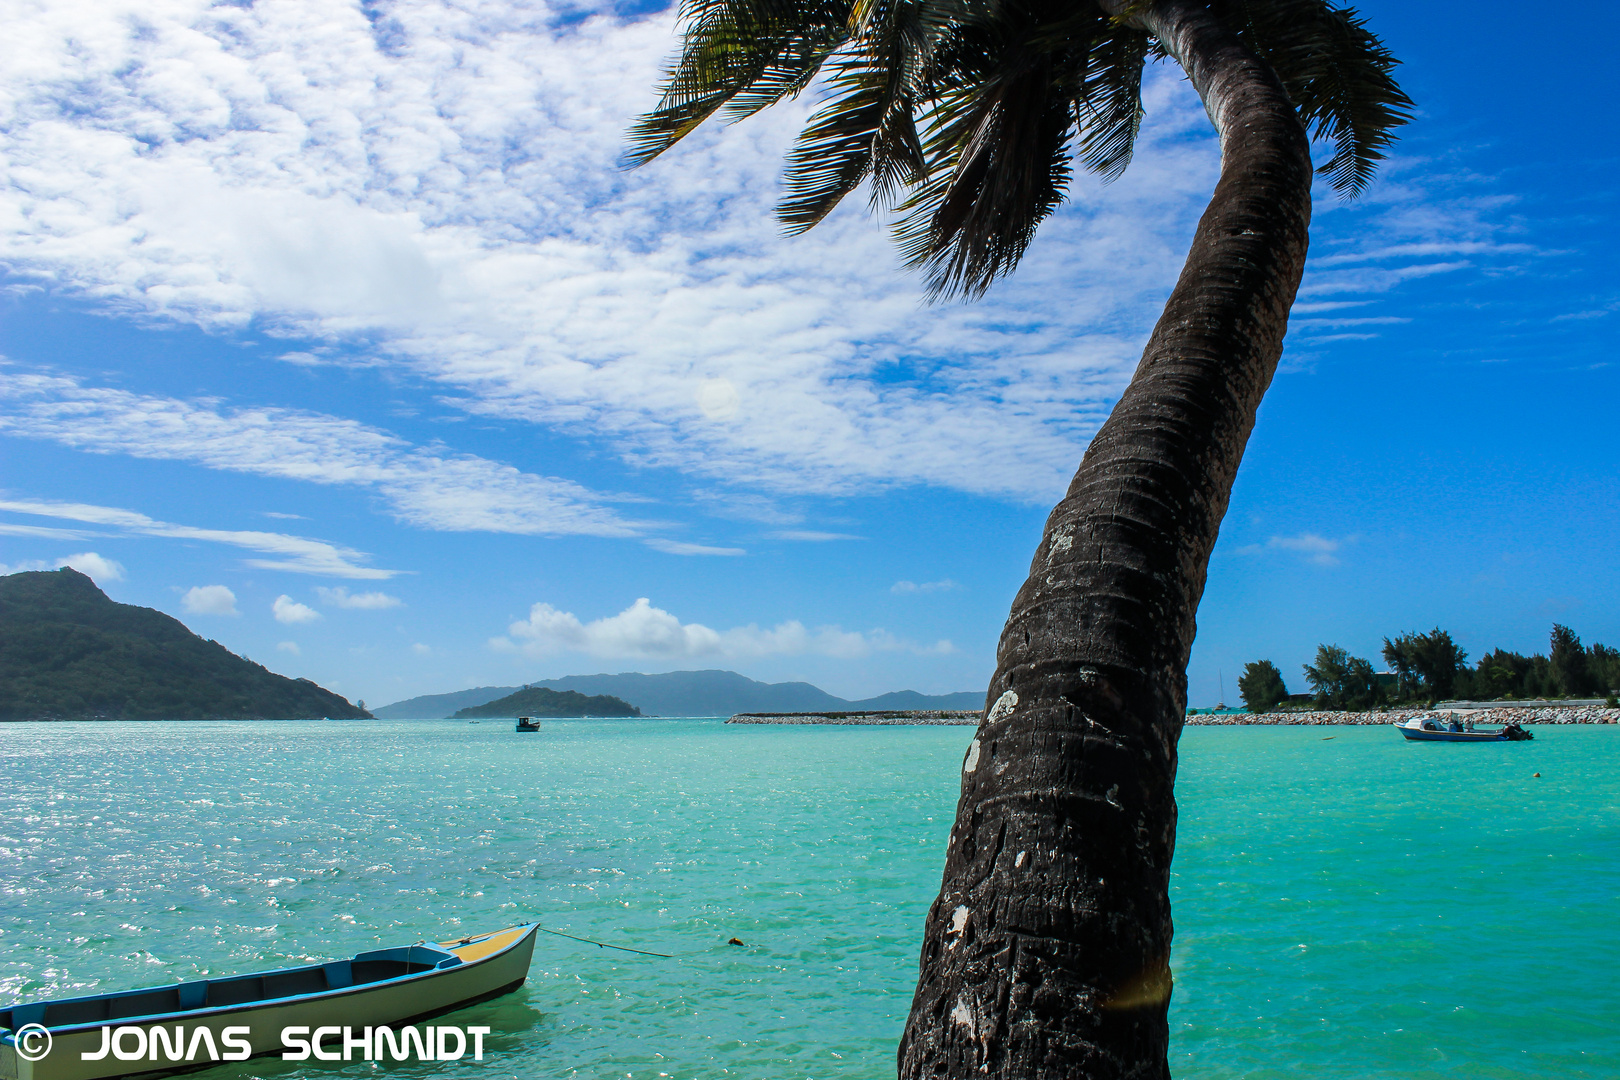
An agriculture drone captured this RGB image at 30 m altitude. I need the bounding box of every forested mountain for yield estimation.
[451,686,639,718]
[376,669,982,718]
[0,568,367,720]
[370,685,523,719]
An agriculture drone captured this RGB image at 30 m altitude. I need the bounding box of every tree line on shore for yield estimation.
[1236,624,1620,713]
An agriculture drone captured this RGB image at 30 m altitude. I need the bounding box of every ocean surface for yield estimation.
[2,720,1615,1079]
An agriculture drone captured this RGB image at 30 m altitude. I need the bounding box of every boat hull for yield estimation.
[1,925,538,1080]
[1395,726,1509,742]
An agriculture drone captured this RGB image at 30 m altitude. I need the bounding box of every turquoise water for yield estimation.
[1,721,1615,1078]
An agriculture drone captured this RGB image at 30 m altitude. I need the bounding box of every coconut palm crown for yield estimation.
[628,0,1411,298]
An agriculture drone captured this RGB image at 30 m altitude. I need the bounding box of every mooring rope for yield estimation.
[537,926,672,958]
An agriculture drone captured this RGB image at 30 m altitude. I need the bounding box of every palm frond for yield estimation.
[887,8,1149,299]
[1071,24,1150,180]
[775,0,938,233]
[1214,0,1413,197]
[625,0,851,166]
[892,52,1075,299]
[630,0,1408,303]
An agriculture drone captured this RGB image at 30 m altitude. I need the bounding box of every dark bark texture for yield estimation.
[899,2,1313,1077]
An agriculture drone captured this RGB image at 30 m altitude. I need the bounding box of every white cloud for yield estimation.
[0,0,1234,505]
[0,0,1526,506]
[181,584,238,616]
[0,372,638,538]
[1297,262,1470,300]
[315,586,403,610]
[59,552,125,582]
[1310,241,1535,267]
[494,597,949,660]
[768,530,862,542]
[892,579,958,595]
[0,522,91,540]
[1,551,124,581]
[411,642,432,655]
[277,641,302,655]
[1236,533,1352,568]
[0,496,395,578]
[643,538,746,557]
[272,594,321,624]
[690,492,802,525]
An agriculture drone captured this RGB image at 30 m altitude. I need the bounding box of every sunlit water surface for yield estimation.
[1,721,1615,1079]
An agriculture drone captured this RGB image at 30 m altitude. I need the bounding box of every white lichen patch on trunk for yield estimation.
[950,992,975,1032]
[963,739,981,773]
[1047,526,1074,562]
[986,690,1018,725]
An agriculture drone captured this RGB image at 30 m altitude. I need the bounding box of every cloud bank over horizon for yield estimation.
[494,597,953,661]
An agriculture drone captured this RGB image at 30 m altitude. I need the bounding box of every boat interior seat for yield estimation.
[106,988,181,1020]
[349,959,436,984]
[206,976,266,1008]
[39,997,109,1027]
[264,968,330,999]
[346,943,460,985]
[4,1003,51,1029]
[203,965,333,1007]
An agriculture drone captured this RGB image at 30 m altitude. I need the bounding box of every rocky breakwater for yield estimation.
[1187,706,1620,726]
[730,705,1620,727]
[728,710,980,725]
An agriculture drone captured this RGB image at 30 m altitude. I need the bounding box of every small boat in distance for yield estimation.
[515,716,540,733]
[0,924,539,1080]
[1394,715,1533,742]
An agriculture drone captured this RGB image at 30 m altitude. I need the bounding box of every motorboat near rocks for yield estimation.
[0,924,539,1080]
[1394,715,1534,742]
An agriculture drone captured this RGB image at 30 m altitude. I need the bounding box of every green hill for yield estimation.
[371,685,521,719]
[377,669,982,718]
[0,568,368,720]
[452,686,640,719]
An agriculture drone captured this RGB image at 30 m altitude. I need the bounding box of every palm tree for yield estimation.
[630,1,1410,1076]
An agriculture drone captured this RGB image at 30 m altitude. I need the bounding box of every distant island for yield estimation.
[375,669,982,719]
[0,568,368,721]
[452,686,639,719]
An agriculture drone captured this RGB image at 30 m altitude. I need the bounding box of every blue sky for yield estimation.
[1,0,1614,709]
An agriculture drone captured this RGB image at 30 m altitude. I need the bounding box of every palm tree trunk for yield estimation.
[898,2,1312,1077]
